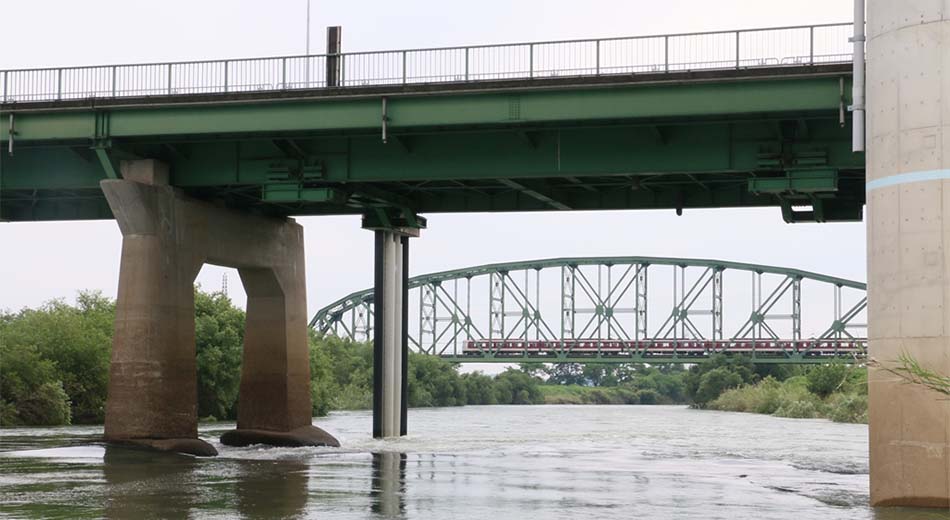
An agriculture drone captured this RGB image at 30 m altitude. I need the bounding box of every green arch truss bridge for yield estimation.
[311,257,867,364]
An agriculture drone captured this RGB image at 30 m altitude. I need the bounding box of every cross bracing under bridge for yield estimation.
[311,257,867,364]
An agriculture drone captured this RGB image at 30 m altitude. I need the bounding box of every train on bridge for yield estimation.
[459,339,866,360]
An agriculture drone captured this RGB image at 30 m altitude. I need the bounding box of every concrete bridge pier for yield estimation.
[102,159,338,455]
[366,218,421,438]
[867,0,950,507]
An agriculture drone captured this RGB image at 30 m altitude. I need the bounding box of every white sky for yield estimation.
[0,0,862,330]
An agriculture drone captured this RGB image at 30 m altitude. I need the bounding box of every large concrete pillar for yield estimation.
[866,2,950,507]
[102,160,338,455]
[102,162,210,455]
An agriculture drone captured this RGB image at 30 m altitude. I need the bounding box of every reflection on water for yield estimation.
[101,447,312,520]
[371,452,407,517]
[0,405,946,519]
[235,460,309,519]
[103,448,201,519]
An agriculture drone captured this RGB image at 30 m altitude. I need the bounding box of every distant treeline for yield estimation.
[0,290,868,426]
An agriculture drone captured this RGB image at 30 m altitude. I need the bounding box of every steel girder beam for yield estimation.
[1,73,853,142]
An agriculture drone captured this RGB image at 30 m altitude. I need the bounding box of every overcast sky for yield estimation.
[0,0,861,325]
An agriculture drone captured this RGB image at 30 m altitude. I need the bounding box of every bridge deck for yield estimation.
[0,23,863,223]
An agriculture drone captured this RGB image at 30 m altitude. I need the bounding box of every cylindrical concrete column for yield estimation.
[372,230,411,438]
[866,1,950,507]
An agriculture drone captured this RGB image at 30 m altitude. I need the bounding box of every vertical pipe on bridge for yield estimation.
[326,26,342,88]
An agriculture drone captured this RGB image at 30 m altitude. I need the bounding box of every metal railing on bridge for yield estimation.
[311,256,868,364]
[0,23,853,103]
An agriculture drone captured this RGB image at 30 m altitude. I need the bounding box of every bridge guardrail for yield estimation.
[0,23,853,104]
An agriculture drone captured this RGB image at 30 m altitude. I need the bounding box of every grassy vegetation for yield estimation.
[528,364,687,405]
[540,385,643,405]
[707,366,868,423]
[873,351,950,396]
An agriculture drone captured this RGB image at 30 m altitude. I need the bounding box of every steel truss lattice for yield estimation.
[311,256,867,364]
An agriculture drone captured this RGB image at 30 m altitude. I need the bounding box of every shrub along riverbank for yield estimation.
[532,364,688,405]
[706,364,868,423]
[0,290,869,426]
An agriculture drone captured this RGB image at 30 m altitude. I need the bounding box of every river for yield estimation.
[0,405,941,519]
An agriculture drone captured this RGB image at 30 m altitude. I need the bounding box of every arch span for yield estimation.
[312,257,866,364]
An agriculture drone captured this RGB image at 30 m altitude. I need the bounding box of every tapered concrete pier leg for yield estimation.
[866,1,950,507]
[102,160,337,455]
[365,217,421,438]
[102,162,213,456]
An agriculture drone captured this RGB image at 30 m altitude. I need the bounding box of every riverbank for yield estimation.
[706,372,868,424]
[539,384,669,405]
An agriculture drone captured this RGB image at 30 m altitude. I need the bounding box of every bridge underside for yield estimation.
[1,65,862,223]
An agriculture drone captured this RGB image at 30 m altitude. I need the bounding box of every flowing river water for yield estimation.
[0,405,945,519]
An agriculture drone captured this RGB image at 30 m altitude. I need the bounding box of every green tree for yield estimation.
[543,363,586,386]
[309,334,373,413]
[0,343,71,426]
[626,367,687,404]
[462,372,497,405]
[694,367,744,407]
[754,363,804,382]
[0,291,112,423]
[408,354,465,407]
[493,369,544,404]
[582,364,621,387]
[685,355,756,405]
[806,363,850,398]
[636,388,660,405]
[193,289,245,420]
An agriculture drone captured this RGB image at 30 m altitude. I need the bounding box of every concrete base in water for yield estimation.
[107,438,219,457]
[221,425,340,448]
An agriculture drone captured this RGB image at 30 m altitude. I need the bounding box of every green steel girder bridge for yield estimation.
[0,23,862,223]
[311,256,867,364]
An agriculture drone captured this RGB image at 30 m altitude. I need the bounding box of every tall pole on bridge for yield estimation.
[304,0,312,86]
[305,0,311,57]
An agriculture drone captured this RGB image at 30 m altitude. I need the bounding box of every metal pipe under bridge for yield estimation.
[311,256,867,364]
